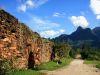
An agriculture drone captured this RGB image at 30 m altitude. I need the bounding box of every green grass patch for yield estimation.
[84,60,99,64]
[9,58,72,75]
[96,63,100,69]
[36,58,72,71]
[84,60,100,69]
[11,69,42,75]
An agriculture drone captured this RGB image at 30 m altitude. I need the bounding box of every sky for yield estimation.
[0,0,100,38]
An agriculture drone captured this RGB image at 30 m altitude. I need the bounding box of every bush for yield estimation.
[0,59,12,75]
[54,42,71,58]
[69,48,80,58]
[96,63,100,69]
[84,60,100,69]
[81,50,100,60]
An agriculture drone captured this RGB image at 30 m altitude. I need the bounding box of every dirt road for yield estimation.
[46,59,100,75]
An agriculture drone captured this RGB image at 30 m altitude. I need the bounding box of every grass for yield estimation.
[11,58,72,75]
[84,60,99,64]
[11,69,42,75]
[84,60,100,69]
[36,58,72,71]
[96,63,100,69]
[10,58,72,75]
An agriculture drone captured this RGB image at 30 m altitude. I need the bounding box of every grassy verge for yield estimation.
[36,58,72,71]
[84,60,99,64]
[10,58,72,75]
[96,63,100,69]
[84,60,100,69]
[11,69,42,75]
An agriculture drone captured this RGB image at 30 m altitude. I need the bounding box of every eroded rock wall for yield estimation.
[0,9,53,69]
[41,38,53,63]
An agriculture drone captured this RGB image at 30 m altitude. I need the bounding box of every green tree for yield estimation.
[54,42,71,58]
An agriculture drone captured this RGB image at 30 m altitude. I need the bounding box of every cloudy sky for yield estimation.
[0,0,100,38]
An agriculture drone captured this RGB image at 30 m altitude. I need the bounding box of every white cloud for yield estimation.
[90,0,100,14]
[17,0,48,12]
[32,16,60,30]
[96,15,100,19]
[53,13,61,17]
[53,12,66,17]
[26,0,35,7]
[32,17,46,25]
[70,16,89,28]
[18,4,27,12]
[90,0,100,19]
[24,15,65,38]
[40,29,65,38]
[35,0,48,7]
[60,29,65,33]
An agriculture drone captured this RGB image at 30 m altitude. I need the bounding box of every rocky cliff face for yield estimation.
[0,9,53,69]
[41,38,53,63]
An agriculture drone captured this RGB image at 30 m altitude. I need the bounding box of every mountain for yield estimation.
[53,26,100,48]
[70,26,99,41]
[93,27,100,39]
[52,34,69,42]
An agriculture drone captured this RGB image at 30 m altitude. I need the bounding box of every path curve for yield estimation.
[46,59,100,75]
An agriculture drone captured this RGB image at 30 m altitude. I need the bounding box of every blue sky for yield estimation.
[0,0,100,38]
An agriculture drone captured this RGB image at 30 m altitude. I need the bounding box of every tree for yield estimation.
[54,42,71,58]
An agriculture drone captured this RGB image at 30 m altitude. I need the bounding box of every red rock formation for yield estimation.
[0,9,53,69]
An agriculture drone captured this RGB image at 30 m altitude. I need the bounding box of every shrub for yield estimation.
[54,42,71,58]
[81,50,100,60]
[0,59,12,75]
[96,63,100,69]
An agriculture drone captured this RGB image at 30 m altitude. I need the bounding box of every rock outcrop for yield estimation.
[0,9,53,69]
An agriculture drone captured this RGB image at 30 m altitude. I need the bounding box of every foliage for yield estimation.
[84,60,99,64]
[69,46,81,58]
[11,69,42,75]
[42,38,50,43]
[20,23,40,39]
[96,63,100,69]
[75,41,100,60]
[84,60,100,69]
[81,50,100,60]
[53,41,72,58]
[0,59,12,75]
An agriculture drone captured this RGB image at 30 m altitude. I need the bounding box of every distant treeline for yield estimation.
[51,39,100,60]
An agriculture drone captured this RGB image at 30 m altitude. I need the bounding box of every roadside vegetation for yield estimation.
[84,60,99,64]
[35,58,72,71]
[11,69,42,75]
[10,58,72,75]
[84,60,100,69]
[0,59,42,75]
[65,41,100,69]
[79,42,100,69]
[96,63,100,69]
